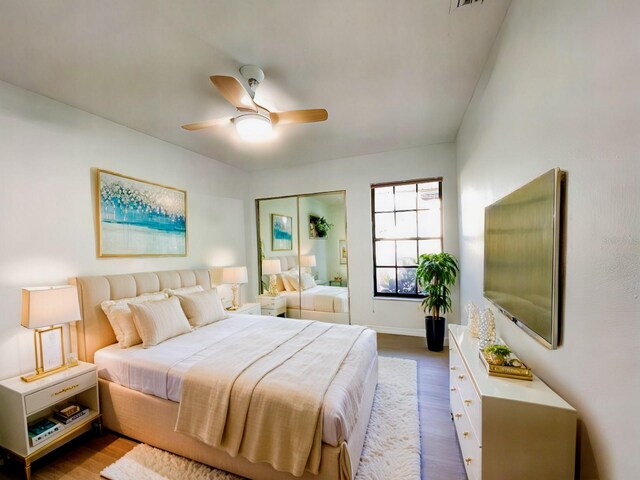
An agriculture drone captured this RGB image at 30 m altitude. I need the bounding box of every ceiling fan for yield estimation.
[182,65,328,142]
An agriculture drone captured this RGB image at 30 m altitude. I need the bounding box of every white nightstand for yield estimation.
[257,294,287,317]
[0,361,101,480]
[227,302,261,315]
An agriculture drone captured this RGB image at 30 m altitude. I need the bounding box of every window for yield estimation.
[371,178,443,298]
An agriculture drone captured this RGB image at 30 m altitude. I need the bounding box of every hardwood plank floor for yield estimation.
[0,333,466,480]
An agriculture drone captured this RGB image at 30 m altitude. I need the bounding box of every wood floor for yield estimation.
[0,334,466,480]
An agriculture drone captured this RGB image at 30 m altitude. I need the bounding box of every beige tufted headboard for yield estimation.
[70,269,211,363]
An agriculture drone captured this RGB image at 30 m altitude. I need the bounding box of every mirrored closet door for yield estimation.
[256,191,349,324]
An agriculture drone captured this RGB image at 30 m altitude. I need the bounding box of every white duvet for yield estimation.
[283,285,349,313]
[94,314,376,447]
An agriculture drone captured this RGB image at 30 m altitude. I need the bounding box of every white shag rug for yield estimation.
[101,356,420,480]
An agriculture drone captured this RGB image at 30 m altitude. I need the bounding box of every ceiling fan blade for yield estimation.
[210,75,257,113]
[181,117,231,131]
[270,109,328,126]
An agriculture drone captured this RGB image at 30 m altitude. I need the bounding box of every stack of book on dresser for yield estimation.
[53,403,90,426]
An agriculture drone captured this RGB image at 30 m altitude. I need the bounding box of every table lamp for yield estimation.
[300,255,316,275]
[21,285,81,382]
[222,266,248,310]
[262,259,282,296]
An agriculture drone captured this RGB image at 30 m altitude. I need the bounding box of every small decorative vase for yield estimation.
[466,303,480,338]
[479,308,496,350]
[485,353,505,366]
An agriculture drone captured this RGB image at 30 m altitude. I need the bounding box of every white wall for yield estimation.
[456,1,640,478]
[247,143,459,336]
[0,80,249,379]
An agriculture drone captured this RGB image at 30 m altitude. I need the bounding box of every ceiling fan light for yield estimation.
[235,113,273,142]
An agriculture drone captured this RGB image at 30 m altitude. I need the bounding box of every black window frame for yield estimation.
[371,177,444,299]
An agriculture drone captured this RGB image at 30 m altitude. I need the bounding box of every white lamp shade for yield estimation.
[21,285,81,329]
[222,266,248,285]
[262,259,282,275]
[300,255,317,267]
[235,113,273,142]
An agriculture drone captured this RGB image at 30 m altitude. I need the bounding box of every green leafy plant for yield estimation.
[313,216,333,237]
[484,345,512,358]
[416,252,459,319]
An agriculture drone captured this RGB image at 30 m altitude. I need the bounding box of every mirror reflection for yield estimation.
[257,191,349,324]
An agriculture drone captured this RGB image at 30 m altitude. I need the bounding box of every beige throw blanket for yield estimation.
[175,318,365,477]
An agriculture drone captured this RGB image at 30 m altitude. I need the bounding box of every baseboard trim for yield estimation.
[365,325,449,346]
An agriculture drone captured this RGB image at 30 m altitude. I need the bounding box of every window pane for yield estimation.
[375,212,396,238]
[374,186,394,212]
[395,211,417,237]
[395,184,416,210]
[397,268,417,294]
[376,268,397,294]
[418,209,441,237]
[396,240,417,266]
[376,241,396,266]
[418,182,439,209]
[419,239,442,255]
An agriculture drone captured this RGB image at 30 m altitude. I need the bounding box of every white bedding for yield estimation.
[283,286,349,313]
[94,314,376,447]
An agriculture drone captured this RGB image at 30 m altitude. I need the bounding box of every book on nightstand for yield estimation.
[28,418,64,446]
[53,403,90,425]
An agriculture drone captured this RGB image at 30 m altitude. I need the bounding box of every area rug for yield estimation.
[101,356,420,480]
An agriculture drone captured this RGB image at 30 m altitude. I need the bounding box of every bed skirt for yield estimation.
[98,355,378,480]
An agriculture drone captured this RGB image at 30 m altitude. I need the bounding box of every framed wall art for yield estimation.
[97,169,187,257]
[339,240,348,264]
[271,213,293,251]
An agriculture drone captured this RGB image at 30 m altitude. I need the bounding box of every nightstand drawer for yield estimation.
[259,296,285,308]
[25,370,96,415]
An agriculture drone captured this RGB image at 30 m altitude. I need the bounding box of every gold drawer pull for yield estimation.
[465,457,472,466]
[463,431,469,438]
[450,366,457,371]
[450,387,457,392]
[458,374,465,380]
[454,413,463,419]
[464,399,472,406]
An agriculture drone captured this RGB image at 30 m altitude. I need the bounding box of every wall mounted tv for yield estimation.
[483,168,565,349]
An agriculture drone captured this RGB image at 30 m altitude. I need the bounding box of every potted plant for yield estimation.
[313,216,333,237]
[483,344,512,365]
[417,252,459,351]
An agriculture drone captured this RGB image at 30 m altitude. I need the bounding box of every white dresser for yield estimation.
[448,325,576,480]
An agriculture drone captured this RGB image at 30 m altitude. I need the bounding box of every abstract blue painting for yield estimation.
[97,170,187,256]
[271,214,292,251]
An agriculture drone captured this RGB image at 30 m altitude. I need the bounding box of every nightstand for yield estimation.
[257,294,286,317]
[227,302,261,315]
[0,361,101,480]
[329,280,343,287]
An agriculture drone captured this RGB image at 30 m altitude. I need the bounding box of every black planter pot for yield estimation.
[425,316,445,352]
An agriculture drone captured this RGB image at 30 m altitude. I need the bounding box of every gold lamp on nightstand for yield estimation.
[222,266,248,310]
[262,259,282,296]
[20,285,80,383]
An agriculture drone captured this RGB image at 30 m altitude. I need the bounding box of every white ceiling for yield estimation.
[0,0,510,171]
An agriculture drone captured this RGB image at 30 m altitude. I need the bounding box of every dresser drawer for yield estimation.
[259,296,285,308]
[25,370,96,415]
[450,344,482,443]
[451,388,482,480]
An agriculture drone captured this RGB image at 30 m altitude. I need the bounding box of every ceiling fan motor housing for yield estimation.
[240,65,265,94]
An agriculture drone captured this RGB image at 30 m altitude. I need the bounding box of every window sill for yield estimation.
[373,296,423,303]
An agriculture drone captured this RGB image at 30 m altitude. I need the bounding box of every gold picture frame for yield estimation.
[96,169,188,257]
[38,326,65,373]
[271,213,293,251]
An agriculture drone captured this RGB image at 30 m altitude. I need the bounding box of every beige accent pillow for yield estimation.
[282,271,297,291]
[129,297,192,348]
[101,292,168,348]
[164,285,204,296]
[275,274,286,292]
[176,289,228,328]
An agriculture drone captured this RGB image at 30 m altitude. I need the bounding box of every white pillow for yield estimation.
[282,270,300,291]
[101,292,168,348]
[129,296,192,348]
[301,272,316,290]
[275,274,286,292]
[176,289,228,327]
[281,273,295,291]
[164,285,204,296]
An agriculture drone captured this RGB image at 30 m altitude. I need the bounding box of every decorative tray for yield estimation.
[479,351,533,381]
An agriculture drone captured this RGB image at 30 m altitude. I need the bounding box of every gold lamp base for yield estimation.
[21,365,68,383]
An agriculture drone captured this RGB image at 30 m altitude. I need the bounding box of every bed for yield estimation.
[282,286,349,324]
[71,269,377,480]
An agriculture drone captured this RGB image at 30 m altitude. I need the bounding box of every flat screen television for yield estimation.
[483,168,565,349]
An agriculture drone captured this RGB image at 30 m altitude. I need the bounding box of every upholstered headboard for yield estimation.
[70,269,211,363]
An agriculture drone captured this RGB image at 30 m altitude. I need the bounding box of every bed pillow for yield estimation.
[275,274,286,292]
[101,292,168,348]
[282,270,300,291]
[176,289,228,327]
[164,285,204,296]
[281,273,294,291]
[301,272,317,290]
[129,296,192,348]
